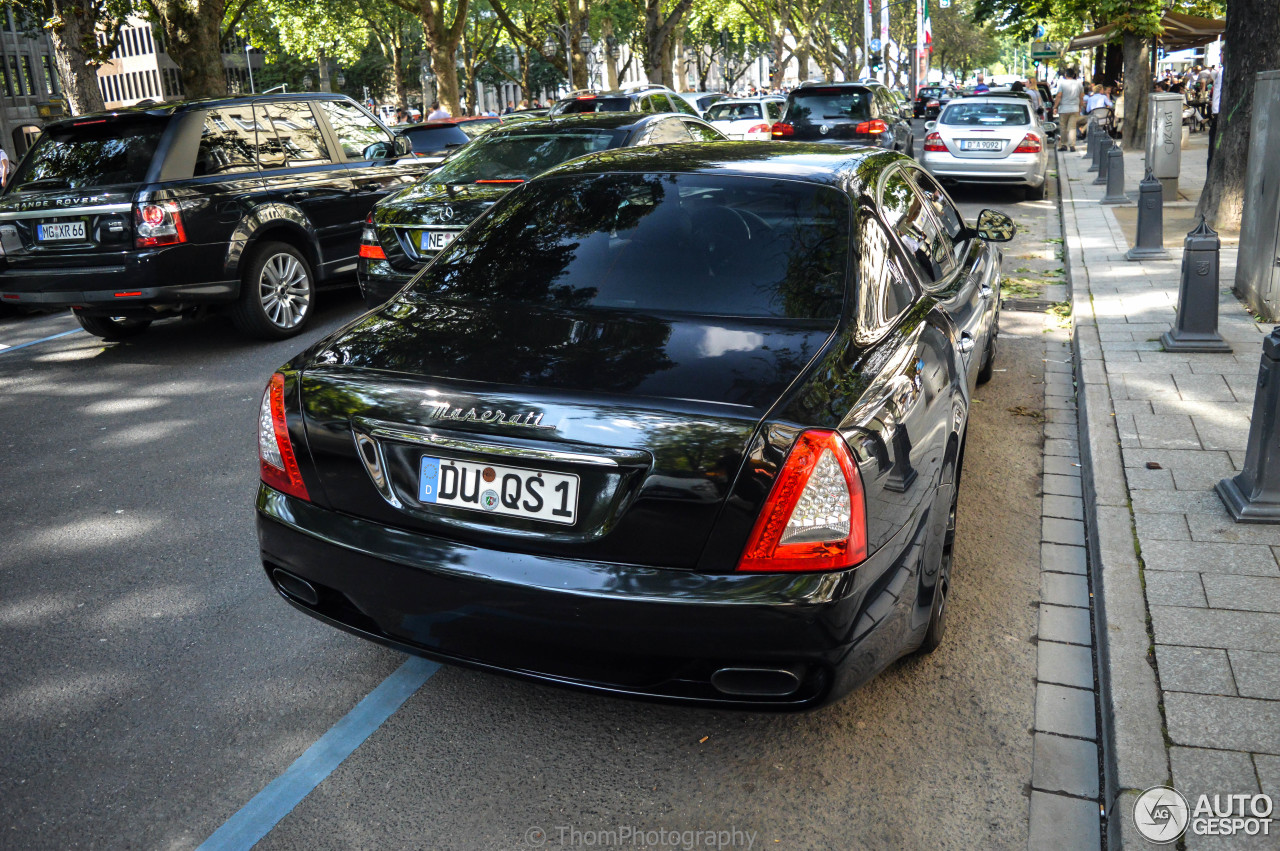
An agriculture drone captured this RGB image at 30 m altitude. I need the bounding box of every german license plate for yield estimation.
[419,456,578,525]
[421,229,458,252]
[959,139,1004,151]
[37,221,86,241]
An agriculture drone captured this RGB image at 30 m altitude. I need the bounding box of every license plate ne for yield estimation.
[37,221,86,241]
[419,456,578,525]
[960,140,1004,151]
[421,229,458,252]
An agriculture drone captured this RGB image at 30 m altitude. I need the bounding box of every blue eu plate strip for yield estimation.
[419,456,439,503]
[196,655,440,850]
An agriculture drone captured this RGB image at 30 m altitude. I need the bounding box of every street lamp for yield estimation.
[335,70,345,89]
[545,25,574,94]
[303,73,313,90]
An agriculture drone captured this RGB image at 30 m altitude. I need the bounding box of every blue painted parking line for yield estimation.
[0,327,85,354]
[196,655,440,851]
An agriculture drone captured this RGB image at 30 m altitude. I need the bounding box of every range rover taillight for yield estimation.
[134,202,186,248]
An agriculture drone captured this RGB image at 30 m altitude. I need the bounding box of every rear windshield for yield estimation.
[403,125,471,152]
[785,89,871,123]
[425,131,619,184]
[706,102,762,121]
[9,116,167,192]
[552,97,632,115]
[413,173,851,319]
[919,88,944,98]
[941,102,1031,126]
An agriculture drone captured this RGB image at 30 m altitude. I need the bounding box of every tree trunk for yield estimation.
[603,20,618,89]
[675,35,687,91]
[795,47,809,84]
[393,44,408,109]
[1121,32,1150,151]
[419,0,471,115]
[1103,43,1122,87]
[149,0,228,99]
[1197,0,1280,230]
[643,0,691,87]
[317,47,331,92]
[47,0,105,114]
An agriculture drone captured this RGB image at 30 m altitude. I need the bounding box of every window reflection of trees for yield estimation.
[13,121,165,190]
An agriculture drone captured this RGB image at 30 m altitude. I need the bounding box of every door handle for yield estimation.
[980,285,993,299]
[958,332,975,354]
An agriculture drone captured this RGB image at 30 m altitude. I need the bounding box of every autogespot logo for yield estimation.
[1134,786,1190,843]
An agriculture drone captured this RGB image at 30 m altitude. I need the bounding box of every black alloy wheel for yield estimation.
[917,458,958,654]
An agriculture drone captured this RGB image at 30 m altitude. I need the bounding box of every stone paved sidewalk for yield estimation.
[1060,131,1280,848]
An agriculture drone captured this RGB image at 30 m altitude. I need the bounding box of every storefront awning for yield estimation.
[1067,11,1224,52]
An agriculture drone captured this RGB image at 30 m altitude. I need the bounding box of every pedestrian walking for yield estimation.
[427,101,450,121]
[0,146,10,189]
[1053,68,1084,151]
[1208,64,1223,169]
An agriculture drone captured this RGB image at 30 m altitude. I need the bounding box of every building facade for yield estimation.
[0,9,63,159]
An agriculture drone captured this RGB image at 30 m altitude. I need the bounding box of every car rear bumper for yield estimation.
[356,259,416,308]
[0,244,237,309]
[921,153,1044,185]
[256,485,929,709]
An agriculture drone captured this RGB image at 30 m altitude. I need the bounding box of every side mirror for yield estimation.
[362,141,395,161]
[1043,121,1058,133]
[975,209,1016,242]
[924,120,937,131]
[394,134,413,156]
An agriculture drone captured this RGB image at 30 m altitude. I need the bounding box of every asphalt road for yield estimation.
[0,142,1062,850]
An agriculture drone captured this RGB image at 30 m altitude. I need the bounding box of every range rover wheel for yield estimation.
[73,311,152,341]
[231,241,314,340]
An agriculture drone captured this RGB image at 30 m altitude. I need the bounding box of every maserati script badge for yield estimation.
[422,401,554,429]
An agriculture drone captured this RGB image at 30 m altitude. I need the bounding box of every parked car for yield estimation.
[914,85,960,119]
[0,93,426,340]
[921,95,1054,200]
[358,111,726,307]
[771,82,914,156]
[397,117,502,164]
[256,143,1015,709]
[549,85,698,117]
[675,91,728,115]
[704,96,786,140]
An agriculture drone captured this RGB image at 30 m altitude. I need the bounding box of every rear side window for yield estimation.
[856,215,918,342]
[425,130,619,184]
[642,119,693,145]
[555,97,632,114]
[10,116,167,191]
[785,88,871,123]
[766,102,783,121]
[941,102,1030,126]
[257,103,331,167]
[672,96,700,115]
[317,99,391,160]
[707,102,762,121]
[879,168,957,284]
[414,172,851,320]
[403,125,471,152]
[683,120,723,141]
[195,108,258,175]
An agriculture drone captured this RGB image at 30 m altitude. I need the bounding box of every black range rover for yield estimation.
[0,93,424,340]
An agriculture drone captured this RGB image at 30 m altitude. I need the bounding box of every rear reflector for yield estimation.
[737,430,867,573]
[258,372,310,501]
[114,291,143,298]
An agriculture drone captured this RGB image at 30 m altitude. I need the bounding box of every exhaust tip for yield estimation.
[711,667,802,698]
[271,567,320,607]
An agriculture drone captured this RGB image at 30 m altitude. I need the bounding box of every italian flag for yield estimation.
[923,0,933,49]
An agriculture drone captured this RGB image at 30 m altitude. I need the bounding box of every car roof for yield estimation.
[949,94,1034,104]
[532,141,896,192]
[709,96,784,103]
[474,111,665,137]
[45,91,357,128]
[403,117,498,128]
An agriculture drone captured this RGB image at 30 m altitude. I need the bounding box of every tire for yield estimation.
[73,310,152,341]
[1025,180,1046,201]
[917,457,958,655]
[976,310,999,385]
[231,241,314,340]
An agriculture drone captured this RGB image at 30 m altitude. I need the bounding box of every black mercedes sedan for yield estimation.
[357,111,725,308]
[257,144,1014,708]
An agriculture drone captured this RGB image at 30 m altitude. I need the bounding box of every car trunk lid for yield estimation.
[297,300,836,568]
[372,182,506,270]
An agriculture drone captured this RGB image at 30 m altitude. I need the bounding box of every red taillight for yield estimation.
[854,119,889,135]
[746,123,771,135]
[474,178,524,184]
[927,100,940,107]
[258,373,310,501]
[576,94,597,100]
[134,202,185,248]
[771,122,794,138]
[737,430,867,573]
[359,213,385,260]
[1013,133,1042,153]
[923,132,946,152]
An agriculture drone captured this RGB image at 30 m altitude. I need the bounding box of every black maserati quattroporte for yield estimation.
[256,143,1014,708]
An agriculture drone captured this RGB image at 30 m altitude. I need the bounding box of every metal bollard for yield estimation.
[1161,217,1232,353]
[1217,326,1280,522]
[1125,169,1172,260]
[1101,143,1128,204]
[1093,139,1110,183]
[1088,128,1104,173]
[1085,121,1099,161]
